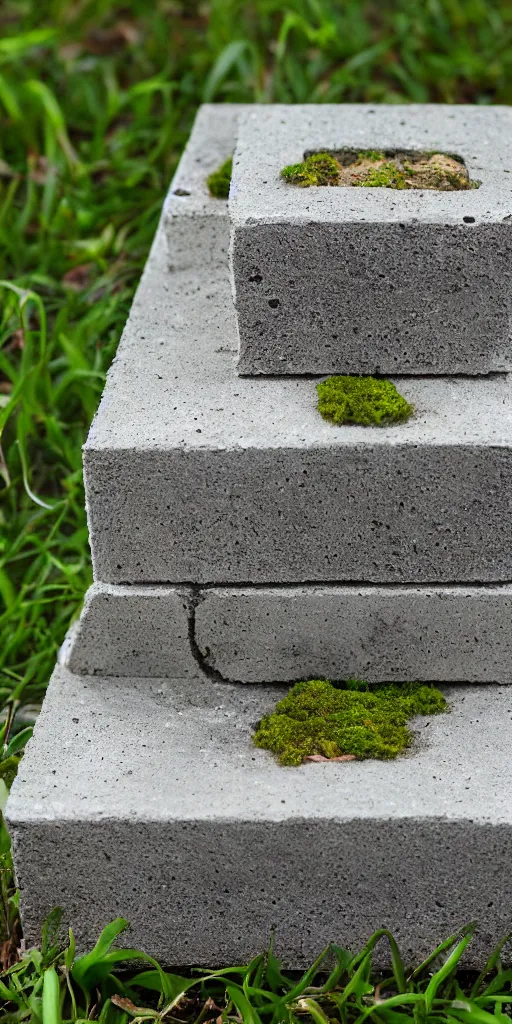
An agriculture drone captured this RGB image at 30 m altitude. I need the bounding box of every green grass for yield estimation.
[0,0,511,982]
[2,914,512,1024]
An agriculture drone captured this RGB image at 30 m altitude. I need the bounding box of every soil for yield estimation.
[337,151,473,190]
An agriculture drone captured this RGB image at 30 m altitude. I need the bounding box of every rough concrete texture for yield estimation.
[164,104,250,270]
[62,582,200,678]
[62,581,512,683]
[7,665,512,967]
[84,215,512,585]
[229,104,512,374]
[195,584,512,683]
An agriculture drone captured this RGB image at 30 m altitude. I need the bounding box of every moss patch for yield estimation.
[254,679,447,766]
[281,150,478,191]
[207,156,232,198]
[357,160,408,189]
[317,375,413,427]
[281,152,340,187]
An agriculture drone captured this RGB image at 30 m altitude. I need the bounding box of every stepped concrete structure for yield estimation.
[7,103,512,967]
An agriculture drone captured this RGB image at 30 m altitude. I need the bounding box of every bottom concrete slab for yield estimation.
[7,666,512,967]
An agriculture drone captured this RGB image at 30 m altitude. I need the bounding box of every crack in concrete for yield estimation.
[184,586,324,688]
[184,586,232,684]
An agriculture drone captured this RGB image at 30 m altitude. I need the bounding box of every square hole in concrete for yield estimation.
[297,149,476,190]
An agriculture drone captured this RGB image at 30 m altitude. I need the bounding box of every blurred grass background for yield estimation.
[0,0,511,717]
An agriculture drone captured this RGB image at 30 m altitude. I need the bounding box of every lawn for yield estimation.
[0,0,511,1002]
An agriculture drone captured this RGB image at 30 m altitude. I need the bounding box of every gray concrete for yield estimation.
[84,219,512,585]
[229,104,512,375]
[195,584,512,683]
[62,583,200,678]
[8,665,512,967]
[62,582,512,683]
[164,104,250,270]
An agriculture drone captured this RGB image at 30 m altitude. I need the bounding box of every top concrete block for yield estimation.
[229,104,512,375]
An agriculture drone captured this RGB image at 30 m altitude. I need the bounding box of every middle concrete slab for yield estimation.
[84,219,512,586]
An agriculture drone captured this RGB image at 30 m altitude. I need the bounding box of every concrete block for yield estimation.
[229,104,512,375]
[195,584,512,683]
[8,665,512,968]
[62,583,200,678]
[84,220,512,586]
[164,104,250,270]
[61,583,512,683]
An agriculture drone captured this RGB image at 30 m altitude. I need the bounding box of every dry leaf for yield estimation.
[85,20,140,54]
[0,159,18,179]
[304,754,357,763]
[3,329,24,354]
[111,994,154,1015]
[28,155,52,185]
[62,263,94,291]
[58,42,82,61]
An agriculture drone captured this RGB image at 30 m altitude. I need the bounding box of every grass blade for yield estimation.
[424,932,474,1012]
[42,966,61,1024]
[226,983,263,1024]
[410,923,476,981]
[470,937,512,997]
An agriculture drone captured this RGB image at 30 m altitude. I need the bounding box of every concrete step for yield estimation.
[7,665,512,968]
[230,104,512,376]
[64,582,512,683]
[83,215,512,586]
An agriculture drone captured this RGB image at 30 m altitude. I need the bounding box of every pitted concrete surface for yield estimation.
[229,104,512,374]
[84,222,512,585]
[62,581,512,683]
[195,584,512,683]
[64,583,200,678]
[231,105,512,226]
[7,666,512,965]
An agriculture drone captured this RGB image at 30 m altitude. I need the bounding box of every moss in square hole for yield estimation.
[281,150,479,190]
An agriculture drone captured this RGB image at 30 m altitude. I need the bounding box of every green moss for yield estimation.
[356,149,385,162]
[281,152,340,187]
[354,161,407,188]
[207,157,233,199]
[282,150,477,191]
[254,679,447,766]
[317,375,413,427]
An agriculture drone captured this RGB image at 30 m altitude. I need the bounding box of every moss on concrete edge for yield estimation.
[254,679,447,766]
[207,156,233,199]
[281,152,340,187]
